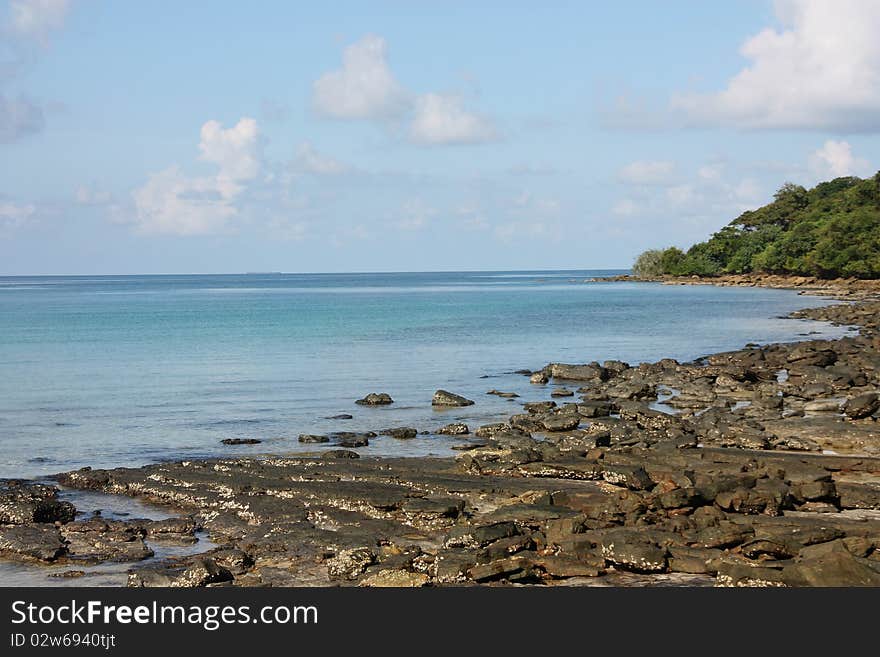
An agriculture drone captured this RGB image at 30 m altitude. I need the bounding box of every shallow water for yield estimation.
[0,270,853,479]
[0,488,215,587]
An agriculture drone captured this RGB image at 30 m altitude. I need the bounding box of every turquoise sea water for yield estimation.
[0,270,853,479]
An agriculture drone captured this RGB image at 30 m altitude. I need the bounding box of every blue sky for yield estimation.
[1,0,879,274]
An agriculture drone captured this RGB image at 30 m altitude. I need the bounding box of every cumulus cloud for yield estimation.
[293,141,351,175]
[1,1,71,142]
[672,0,880,131]
[132,166,239,236]
[312,35,407,120]
[8,0,69,44]
[0,199,36,228]
[312,35,498,145]
[198,117,261,182]
[808,139,872,179]
[0,92,43,142]
[409,93,497,145]
[610,160,767,240]
[618,160,675,185]
[132,118,262,236]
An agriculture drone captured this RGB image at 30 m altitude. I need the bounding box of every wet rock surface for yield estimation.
[6,278,880,586]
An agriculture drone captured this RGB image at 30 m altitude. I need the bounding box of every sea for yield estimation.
[0,270,855,481]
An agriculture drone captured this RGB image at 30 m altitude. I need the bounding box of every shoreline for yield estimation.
[1,275,879,587]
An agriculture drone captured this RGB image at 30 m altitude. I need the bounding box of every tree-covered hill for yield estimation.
[633,172,880,279]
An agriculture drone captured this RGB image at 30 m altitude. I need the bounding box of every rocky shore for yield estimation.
[2,276,879,587]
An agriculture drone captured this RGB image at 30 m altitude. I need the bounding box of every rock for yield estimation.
[380,427,418,440]
[444,522,520,549]
[359,569,429,587]
[803,399,842,413]
[487,390,520,398]
[534,554,603,578]
[356,393,394,406]
[469,556,535,582]
[843,392,880,419]
[523,401,557,414]
[432,390,475,407]
[333,432,370,447]
[599,531,668,573]
[577,401,613,418]
[530,372,549,384]
[437,422,470,436]
[783,541,880,587]
[298,434,329,443]
[716,562,787,587]
[174,558,234,587]
[545,363,608,382]
[221,438,261,445]
[321,449,360,459]
[326,547,376,580]
[0,481,76,525]
[541,414,581,432]
[326,414,354,420]
[0,524,65,562]
[551,388,574,398]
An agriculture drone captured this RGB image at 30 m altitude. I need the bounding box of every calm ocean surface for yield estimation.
[0,270,853,479]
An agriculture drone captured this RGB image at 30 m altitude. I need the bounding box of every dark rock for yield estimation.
[783,540,880,587]
[843,392,880,419]
[0,524,65,562]
[380,427,418,440]
[437,422,470,436]
[0,481,76,525]
[298,434,329,443]
[542,414,581,432]
[432,390,475,407]
[356,393,394,406]
[444,522,520,549]
[221,438,261,445]
[487,390,520,398]
[326,547,376,580]
[321,449,360,459]
[326,414,354,420]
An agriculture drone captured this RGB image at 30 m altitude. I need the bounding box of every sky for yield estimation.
[1,0,880,275]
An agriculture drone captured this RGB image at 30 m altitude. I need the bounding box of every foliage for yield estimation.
[633,172,880,279]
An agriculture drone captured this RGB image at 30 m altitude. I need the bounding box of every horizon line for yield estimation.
[0,267,633,278]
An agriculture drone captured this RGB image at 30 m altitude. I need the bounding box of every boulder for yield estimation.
[437,422,470,436]
[355,393,394,406]
[843,392,880,419]
[432,390,475,407]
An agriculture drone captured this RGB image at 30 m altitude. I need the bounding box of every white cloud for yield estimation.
[618,160,675,185]
[409,93,497,145]
[808,139,872,179]
[293,141,351,175]
[0,199,36,228]
[312,35,407,120]
[0,92,44,142]
[198,117,261,182]
[131,117,263,236]
[672,0,880,131]
[132,166,239,236]
[9,0,69,43]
